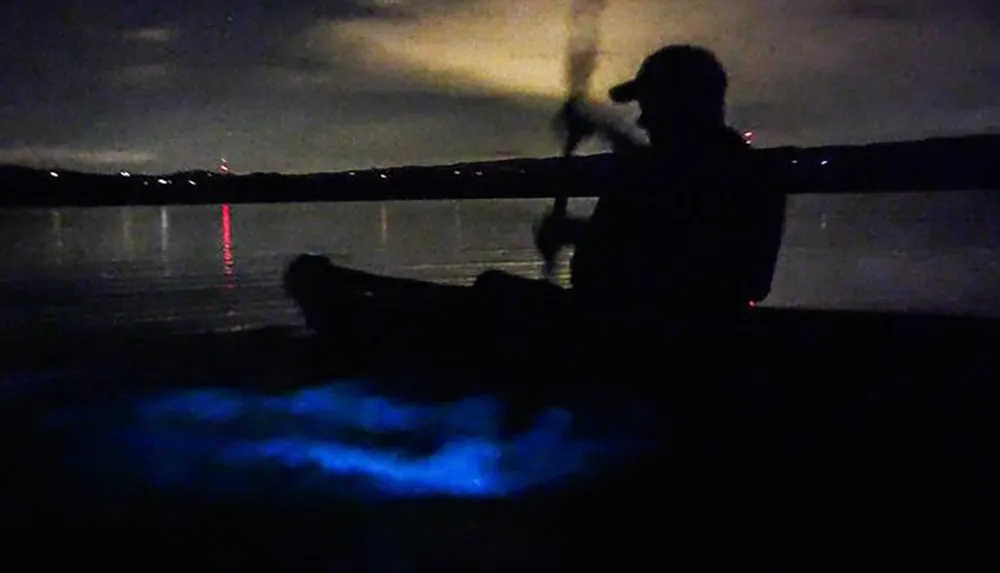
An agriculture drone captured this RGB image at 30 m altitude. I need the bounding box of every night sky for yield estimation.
[1,0,998,173]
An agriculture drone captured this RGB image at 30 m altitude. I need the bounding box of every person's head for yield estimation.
[609,45,728,142]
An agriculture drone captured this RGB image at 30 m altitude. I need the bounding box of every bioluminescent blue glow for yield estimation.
[55,380,653,501]
[136,380,505,437]
[1,369,87,398]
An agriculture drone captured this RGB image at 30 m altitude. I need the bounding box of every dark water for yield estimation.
[1,192,999,336]
[3,193,997,571]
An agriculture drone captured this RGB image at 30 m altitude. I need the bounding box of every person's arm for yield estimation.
[594,120,648,155]
[555,214,589,246]
[534,211,589,264]
[556,98,649,156]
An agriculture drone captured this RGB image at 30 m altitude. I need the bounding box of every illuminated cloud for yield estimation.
[309,0,849,100]
[0,147,157,168]
[122,27,176,43]
[305,0,1000,145]
[309,0,644,100]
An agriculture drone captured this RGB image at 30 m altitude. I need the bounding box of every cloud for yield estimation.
[304,0,1000,145]
[306,0,636,100]
[836,0,1000,23]
[4,0,999,172]
[119,88,575,173]
[122,27,176,43]
[0,147,157,168]
[109,64,175,86]
[836,0,911,20]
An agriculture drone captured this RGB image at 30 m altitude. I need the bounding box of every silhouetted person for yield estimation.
[534,44,787,314]
[284,44,787,334]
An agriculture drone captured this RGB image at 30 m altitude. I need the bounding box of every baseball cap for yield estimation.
[609,44,728,104]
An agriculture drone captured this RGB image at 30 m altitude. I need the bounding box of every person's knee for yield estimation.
[283,254,333,300]
[473,270,513,291]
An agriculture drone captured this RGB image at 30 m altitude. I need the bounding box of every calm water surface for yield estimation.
[1,193,998,336]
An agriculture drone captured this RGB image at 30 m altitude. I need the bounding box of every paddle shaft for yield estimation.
[551,136,576,216]
[545,0,606,281]
[543,124,577,280]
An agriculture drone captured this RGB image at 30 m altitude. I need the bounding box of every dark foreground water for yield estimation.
[3,306,996,571]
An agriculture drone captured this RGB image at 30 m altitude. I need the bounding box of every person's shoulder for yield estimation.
[713,129,781,181]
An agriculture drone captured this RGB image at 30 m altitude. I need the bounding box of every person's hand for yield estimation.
[533,210,569,265]
[553,96,597,155]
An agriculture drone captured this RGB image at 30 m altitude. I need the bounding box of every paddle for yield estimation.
[544,0,607,283]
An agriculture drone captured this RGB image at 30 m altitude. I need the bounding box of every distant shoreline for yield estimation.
[1,134,997,207]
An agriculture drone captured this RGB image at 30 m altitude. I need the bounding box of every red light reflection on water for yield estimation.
[221,204,237,318]
[221,204,235,282]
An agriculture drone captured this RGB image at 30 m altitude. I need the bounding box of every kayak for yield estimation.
[280,253,1000,388]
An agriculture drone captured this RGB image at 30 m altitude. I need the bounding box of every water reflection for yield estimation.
[159,207,169,267]
[120,207,134,261]
[50,209,63,266]
[454,201,464,251]
[221,204,235,280]
[378,203,389,249]
[1,193,999,335]
[3,200,565,282]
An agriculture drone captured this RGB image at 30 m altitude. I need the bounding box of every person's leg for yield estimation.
[471,270,572,336]
[284,254,465,297]
[283,253,469,332]
[283,253,477,304]
[472,269,565,303]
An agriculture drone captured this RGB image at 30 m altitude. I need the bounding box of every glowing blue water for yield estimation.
[55,379,653,501]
